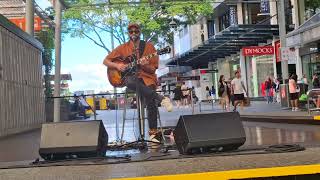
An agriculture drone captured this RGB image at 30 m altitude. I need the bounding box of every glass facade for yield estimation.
[242,2,266,24]
[302,52,320,82]
[246,55,274,97]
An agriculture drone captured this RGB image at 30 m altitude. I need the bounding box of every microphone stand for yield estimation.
[132,42,146,141]
[132,41,150,149]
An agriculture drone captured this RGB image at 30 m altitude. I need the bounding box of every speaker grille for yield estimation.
[174,112,246,154]
[39,120,108,159]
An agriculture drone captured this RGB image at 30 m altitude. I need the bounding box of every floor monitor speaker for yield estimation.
[173,112,246,154]
[39,120,108,160]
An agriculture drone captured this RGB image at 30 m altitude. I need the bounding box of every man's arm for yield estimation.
[103,57,118,69]
[139,43,159,74]
[103,47,127,72]
[231,81,235,95]
[241,81,247,94]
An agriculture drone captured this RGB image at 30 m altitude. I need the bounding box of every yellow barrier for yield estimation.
[100,98,107,110]
[112,164,320,180]
[85,97,94,114]
[314,115,320,120]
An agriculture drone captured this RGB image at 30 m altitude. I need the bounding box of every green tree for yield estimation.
[63,0,213,52]
[305,0,320,16]
[37,29,54,98]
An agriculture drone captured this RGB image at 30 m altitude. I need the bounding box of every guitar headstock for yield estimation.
[157,46,171,55]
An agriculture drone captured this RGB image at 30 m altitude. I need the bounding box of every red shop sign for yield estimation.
[242,46,274,56]
[9,17,42,32]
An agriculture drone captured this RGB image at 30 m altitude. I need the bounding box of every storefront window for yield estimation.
[302,53,320,81]
[228,57,240,79]
[302,55,311,79]
[247,55,274,97]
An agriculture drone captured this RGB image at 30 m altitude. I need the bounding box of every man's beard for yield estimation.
[130,35,139,42]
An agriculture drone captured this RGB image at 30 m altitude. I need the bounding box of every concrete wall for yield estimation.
[0,15,45,137]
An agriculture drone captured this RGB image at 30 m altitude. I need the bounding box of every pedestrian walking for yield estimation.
[205,86,211,100]
[181,82,190,107]
[173,84,182,108]
[231,71,246,112]
[302,74,308,93]
[218,75,231,111]
[265,77,273,104]
[289,74,299,111]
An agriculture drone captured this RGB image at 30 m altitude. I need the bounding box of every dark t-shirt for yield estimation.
[313,78,320,88]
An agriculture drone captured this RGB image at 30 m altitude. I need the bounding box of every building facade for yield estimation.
[166,0,320,99]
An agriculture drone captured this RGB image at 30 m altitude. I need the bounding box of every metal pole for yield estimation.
[93,95,97,120]
[53,0,62,122]
[137,93,145,140]
[190,89,194,114]
[26,0,34,36]
[110,26,120,141]
[277,0,288,80]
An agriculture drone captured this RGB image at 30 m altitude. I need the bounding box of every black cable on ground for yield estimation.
[0,144,307,170]
[107,140,162,151]
[265,144,305,153]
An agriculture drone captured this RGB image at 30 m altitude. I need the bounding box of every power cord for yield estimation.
[0,144,306,170]
[265,144,305,153]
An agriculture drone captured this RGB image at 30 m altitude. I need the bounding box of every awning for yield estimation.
[166,24,279,69]
[286,12,320,47]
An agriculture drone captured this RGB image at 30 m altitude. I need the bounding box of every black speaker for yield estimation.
[173,112,246,154]
[39,120,108,160]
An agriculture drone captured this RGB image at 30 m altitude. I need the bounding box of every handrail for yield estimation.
[307,89,320,114]
[46,88,194,99]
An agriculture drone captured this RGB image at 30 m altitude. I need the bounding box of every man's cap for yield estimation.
[128,23,140,30]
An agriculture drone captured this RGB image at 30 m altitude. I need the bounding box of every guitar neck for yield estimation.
[129,52,158,67]
[138,52,158,62]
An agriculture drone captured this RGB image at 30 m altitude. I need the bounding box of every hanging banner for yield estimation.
[242,46,274,56]
[260,0,270,15]
[281,47,296,64]
[275,41,281,62]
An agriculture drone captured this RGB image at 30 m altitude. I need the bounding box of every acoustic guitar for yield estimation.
[107,46,171,87]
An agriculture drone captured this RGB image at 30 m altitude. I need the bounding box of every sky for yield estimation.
[36,0,114,93]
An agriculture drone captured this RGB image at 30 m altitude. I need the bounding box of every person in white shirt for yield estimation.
[78,95,92,118]
[231,71,246,112]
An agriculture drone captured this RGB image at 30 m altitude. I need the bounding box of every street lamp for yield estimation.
[169,18,177,29]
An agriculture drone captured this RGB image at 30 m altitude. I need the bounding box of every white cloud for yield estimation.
[62,63,113,93]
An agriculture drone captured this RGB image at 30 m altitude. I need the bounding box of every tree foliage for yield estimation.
[63,0,213,52]
[37,29,54,98]
[305,0,320,15]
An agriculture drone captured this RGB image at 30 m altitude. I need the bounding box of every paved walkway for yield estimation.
[0,102,318,172]
[1,147,320,179]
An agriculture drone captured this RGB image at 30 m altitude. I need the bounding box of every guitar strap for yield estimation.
[139,40,146,58]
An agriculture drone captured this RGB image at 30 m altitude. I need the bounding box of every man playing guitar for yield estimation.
[103,23,173,142]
